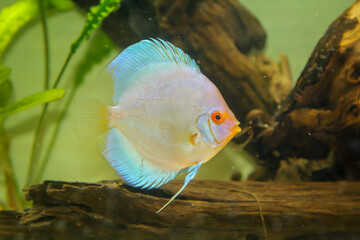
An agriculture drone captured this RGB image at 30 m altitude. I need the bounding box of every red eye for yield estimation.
[211,111,225,124]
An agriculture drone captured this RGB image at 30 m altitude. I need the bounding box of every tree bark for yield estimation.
[0,180,360,240]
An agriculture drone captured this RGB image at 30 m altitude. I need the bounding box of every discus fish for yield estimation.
[77,38,241,213]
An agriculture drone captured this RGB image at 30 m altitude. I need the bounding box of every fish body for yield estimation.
[77,39,240,212]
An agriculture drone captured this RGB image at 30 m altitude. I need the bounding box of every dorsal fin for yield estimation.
[98,38,200,105]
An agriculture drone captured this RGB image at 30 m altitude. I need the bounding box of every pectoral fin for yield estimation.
[156,162,202,214]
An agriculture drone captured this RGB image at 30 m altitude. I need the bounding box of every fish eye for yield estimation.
[211,111,225,124]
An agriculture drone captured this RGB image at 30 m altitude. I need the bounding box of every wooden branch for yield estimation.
[0,180,360,239]
[246,1,360,180]
[253,53,293,105]
[73,0,278,123]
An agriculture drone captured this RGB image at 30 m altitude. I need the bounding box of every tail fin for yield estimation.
[75,97,109,139]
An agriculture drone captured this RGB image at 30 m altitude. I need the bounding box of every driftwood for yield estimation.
[245,1,360,180]
[73,0,360,181]
[0,180,360,240]
[74,0,278,124]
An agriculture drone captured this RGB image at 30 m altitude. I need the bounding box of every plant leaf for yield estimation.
[51,0,121,89]
[0,81,12,108]
[74,30,115,87]
[0,65,11,86]
[70,0,121,55]
[48,0,74,12]
[0,0,74,62]
[0,0,38,61]
[0,65,12,107]
[0,88,65,117]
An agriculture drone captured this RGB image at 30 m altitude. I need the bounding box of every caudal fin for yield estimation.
[75,97,109,139]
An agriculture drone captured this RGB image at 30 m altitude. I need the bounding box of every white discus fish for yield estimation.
[77,38,241,213]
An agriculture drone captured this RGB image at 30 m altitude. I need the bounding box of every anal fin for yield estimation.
[102,128,180,189]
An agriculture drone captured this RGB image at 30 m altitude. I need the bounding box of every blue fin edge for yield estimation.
[102,128,180,190]
[100,38,200,105]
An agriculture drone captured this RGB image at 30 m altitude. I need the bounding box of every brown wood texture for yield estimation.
[74,0,278,124]
[0,180,360,240]
[246,1,360,180]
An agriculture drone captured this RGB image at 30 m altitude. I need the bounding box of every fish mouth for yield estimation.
[210,121,241,148]
[232,122,241,135]
[224,122,241,143]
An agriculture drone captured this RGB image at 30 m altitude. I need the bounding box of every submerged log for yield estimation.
[0,180,360,240]
[246,1,360,180]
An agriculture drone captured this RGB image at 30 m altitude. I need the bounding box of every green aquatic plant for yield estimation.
[0,64,65,209]
[0,0,121,209]
[35,31,115,182]
[0,88,65,117]
[26,0,121,186]
[0,0,73,62]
